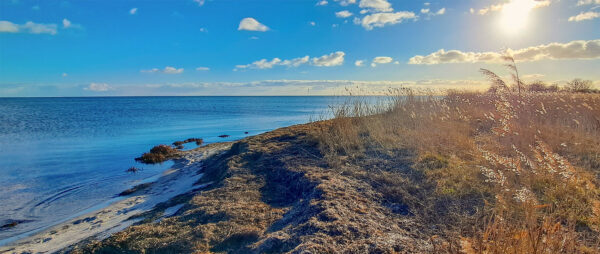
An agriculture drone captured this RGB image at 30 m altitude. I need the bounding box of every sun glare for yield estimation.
[499,0,538,34]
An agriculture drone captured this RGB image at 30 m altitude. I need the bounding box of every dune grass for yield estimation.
[315,59,600,252]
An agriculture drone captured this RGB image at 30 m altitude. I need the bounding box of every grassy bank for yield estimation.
[318,90,600,252]
[68,65,599,253]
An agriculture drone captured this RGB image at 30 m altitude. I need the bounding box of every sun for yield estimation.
[499,0,539,34]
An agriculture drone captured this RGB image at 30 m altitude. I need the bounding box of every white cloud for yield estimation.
[235,58,282,70]
[0,21,59,35]
[282,56,310,67]
[333,0,357,6]
[472,0,549,15]
[422,7,445,16]
[474,4,503,15]
[408,39,600,64]
[235,52,344,70]
[359,0,393,12]
[309,21,316,26]
[22,21,57,35]
[312,51,345,66]
[85,83,113,92]
[193,0,205,6]
[164,66,184,74]
[424,2,430,6]
[577,0,600,6]
[62,73,68,77]
[336,10,354,18]
[371,56,393,67]
[199,27,207,32]
[360,11,417,30]
[355,60,364,66]
[196,67,210,71]
[0,21,19,33]
[129,8,138,15]
[142,66,184,74]
[316,0,328,6]
[238,17,269,32]
[62,18,71,28]
[568,11,600,21]
[61,18,82,29]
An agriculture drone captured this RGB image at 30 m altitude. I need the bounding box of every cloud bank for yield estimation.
[569,11,600,22]
[0,21,57,35]
[576,0,600,6]
[235,51,344,70]
[408,39,600,65]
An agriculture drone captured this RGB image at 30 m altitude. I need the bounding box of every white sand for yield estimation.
[0,143,231,254]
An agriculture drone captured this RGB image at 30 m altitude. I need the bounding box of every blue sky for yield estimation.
[0,0,599,96]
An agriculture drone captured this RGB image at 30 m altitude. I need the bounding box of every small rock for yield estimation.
[126,166,142,173]
[1,221,18,229]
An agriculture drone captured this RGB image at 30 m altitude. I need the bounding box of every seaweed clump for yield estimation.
[135,145,178,164]
[173,138,204,149]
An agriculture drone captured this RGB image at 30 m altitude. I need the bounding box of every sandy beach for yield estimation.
[0,142,232,254]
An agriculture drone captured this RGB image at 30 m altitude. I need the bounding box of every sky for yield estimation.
[0,0,599,96]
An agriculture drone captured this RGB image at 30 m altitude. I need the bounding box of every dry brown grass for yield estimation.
[316,60,600,253]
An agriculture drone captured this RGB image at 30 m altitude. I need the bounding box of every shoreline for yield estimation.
[4,88,599,253]
[0,142,232,253]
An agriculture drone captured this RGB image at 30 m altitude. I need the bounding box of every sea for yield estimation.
[0,96,350,244]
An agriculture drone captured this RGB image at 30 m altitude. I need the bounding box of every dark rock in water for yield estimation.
[185,138,203,145]
[172,138,203,149]
[150,144,176,154]
[118,182,153,196]
[0,219,33,230]
[244,131,249,134]
[218,135,230,138]
[1,221,18,229]
[126,166,142,173]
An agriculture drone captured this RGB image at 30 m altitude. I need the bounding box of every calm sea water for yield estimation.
[0,96,345,243]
